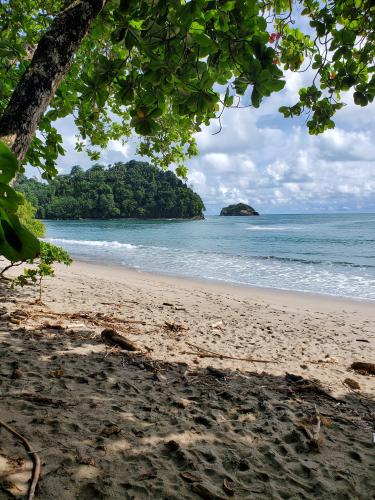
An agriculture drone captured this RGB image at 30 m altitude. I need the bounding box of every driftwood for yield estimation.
[350,362,375,376]
[101,329,140,351]
[0,419,40,500]
[183,342,275,364]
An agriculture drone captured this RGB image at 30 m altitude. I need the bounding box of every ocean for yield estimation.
[44,213,375,301]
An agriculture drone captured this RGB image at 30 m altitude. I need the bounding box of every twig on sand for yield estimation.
[20,309,146,337]
[0,419,40,500]
[296,404,321,451]
[183,342,276,364]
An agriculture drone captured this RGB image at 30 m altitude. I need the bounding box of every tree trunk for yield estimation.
[0,0,107,162]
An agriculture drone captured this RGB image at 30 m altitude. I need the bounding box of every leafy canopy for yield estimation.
[0,0,374,262]
[1,0,374,180]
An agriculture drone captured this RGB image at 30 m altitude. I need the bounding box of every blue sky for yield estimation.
[32,69,375,215]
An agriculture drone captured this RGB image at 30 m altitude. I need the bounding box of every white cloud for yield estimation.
[27,72,375,214]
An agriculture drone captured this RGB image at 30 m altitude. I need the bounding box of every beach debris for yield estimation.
[222,478,235,497]
[319,415,332,427]
[163,302,174,307]
[67,323,87,329]
[164,321,189,332]
[180,471,202,483]
[355,339,370,343]
[137,469,158,480]
[309,357,338,364]
[211,320,224,329]
[350,362,375,376]
[76,452,96,467]
[0,419,40,500]
[183,342,275,364]
[27,309,146,335]
[191,482,226,500]
[295,405,321,452]
[101,328,140,351]
[8,316,21,325]
[165,440,180,452]
[100,424,121,437]
[48,368,64,378]
[344,378,360,390]
[10,362,22,379]
[41,322,64,330]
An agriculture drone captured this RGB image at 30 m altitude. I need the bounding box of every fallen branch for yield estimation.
[0,419,40,500]
[101,328,140,351]
[183,342,275,363]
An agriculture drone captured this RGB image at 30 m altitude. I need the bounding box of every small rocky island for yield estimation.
[220,203,259,216]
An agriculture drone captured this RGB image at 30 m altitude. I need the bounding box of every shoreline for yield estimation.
[73,256,375,309]
[37,258,375,398]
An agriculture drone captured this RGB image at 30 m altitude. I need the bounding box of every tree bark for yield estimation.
[0,0,107,162]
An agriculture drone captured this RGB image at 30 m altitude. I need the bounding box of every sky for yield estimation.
[30,69,375,215]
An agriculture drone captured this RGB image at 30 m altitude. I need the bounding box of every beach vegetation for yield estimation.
[12,241,72,302]
[16,195,45,238]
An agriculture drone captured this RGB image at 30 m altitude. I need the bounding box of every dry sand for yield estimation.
[0,261,374,499]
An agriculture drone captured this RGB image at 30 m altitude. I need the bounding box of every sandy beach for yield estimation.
[1,261,374,498]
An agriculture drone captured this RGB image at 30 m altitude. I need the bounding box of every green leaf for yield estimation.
[341,29,356,45]
[0,141,18,184]
[190,32,215,49]
[353,91,368,106]
[222,1,236,12]
[111,27,126,43]
[0,208,40,262]
[251,87,261,108]
[268,79,286,92]
[224,87,234,106]
[119,0,132,12]
[190,21,205,33]
[0,184,23,212]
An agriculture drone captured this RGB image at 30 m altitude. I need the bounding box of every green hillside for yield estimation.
[17,161,205,220]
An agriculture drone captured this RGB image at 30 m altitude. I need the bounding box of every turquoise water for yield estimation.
[45,214,375,300]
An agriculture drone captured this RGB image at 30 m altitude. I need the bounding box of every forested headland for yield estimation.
[16,161,205,220]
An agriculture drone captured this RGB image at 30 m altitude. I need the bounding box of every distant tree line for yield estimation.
[16,161,205,220]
